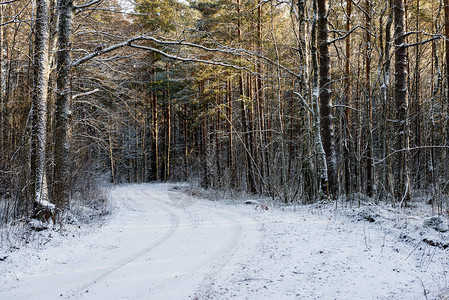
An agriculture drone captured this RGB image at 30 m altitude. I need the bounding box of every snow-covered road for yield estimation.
[1,184,259,299]
[1,183,448,299]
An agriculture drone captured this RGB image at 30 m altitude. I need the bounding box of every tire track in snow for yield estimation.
[137,186,244,299]
[191,203,243,299]
[65,189,180,299]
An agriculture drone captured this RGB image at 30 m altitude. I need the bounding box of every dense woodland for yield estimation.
[1,0,449,224]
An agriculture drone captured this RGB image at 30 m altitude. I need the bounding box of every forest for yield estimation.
[1,0,449,224]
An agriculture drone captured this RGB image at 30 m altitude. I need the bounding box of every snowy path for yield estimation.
[0,184,259,299]
[1,184,448,299]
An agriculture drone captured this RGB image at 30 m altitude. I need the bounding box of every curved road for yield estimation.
[1,184,259,300]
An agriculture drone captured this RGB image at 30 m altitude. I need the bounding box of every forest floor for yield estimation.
[0,183,448,300]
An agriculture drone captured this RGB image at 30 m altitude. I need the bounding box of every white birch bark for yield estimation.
[32,0,51,205]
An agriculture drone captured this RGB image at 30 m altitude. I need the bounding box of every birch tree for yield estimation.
[31,0,51,209]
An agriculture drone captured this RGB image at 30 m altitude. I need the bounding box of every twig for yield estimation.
[405,240,422,260]
[420,278,429,300]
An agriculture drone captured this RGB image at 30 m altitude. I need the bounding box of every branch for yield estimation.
[374,146,449,165]
[400,36,441,48]
[328,25,365,44]
[72,88,100,100]
[71,37,140,67]
[135,36,301,79]
[293,92,313,115]
[0,19,18,27]
[351,0,368,18]
[0,0,30,27]
[128,43,261,75]
[0,0,20,5]
[71,35,298,79]
[331,104,362,112]
[74,0,101,10]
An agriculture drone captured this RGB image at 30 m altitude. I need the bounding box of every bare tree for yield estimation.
[31,0,51,210]
[317,0,337,197]
[54,0,74,211]
[393,0,411,205]
[344,0,352,199]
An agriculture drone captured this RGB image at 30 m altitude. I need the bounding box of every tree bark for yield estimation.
[226,78,235,187]
[393,0,411,205]
[444,0,449,174]
[365,0,374,197]
[237,0,256,193]
[54,0,74,211]
[311,0,328,199]
[412,0,422,189]
[317,0,337,197]
[163,62,171,181]
[344,0,352,199]
[31,0,51,205]
[150,59,159,181]
[382,0,396,204]
[0,5,6,157]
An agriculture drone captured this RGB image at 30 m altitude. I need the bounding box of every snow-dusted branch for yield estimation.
[328,25,367,44]
[0,0,20,5]
[71,37,140,67]
[72,35,262,75]
[398,36,441,48]
[0,0,31,27]
[141,36,300,77]
[293,92,313,115]
[128,43,260,75]
[72,35,302,79]
[72,88,99,100]
[374,146,449,165]
[74,0,101,10]
[331,104,362,112]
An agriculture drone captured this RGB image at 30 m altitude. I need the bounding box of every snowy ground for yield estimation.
[0,183,448,299]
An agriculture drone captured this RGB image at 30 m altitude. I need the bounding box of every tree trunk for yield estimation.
[183,103,189,179]
[382,0,395,204]
[237,0,256,194]
[444,0,449,98]
[54,0,74,211]
[317,0,337,198]
[201,83,210,189]
[296,0,315,202]
[444,0,449,179]
[393,0,411,205]
[150,61,159,181]
[365,0,374,197]
[163,63,171,181]
[0,5,6,156]
[31,0,51,206]
[257,3,269,195]
[344,0,352,199]
[226,78,236,187]
[311,0,328,199]
[414,0,422,189]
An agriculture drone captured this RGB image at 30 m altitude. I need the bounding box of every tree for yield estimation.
[365,0,374,197]
[317,0,337,198]
[54,0,74,212]
[31,0,51,210]
[343,0,352,199]
[393,0,411,205]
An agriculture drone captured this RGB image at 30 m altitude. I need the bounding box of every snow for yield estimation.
[35,198,55,210]
[1,184,448,299]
